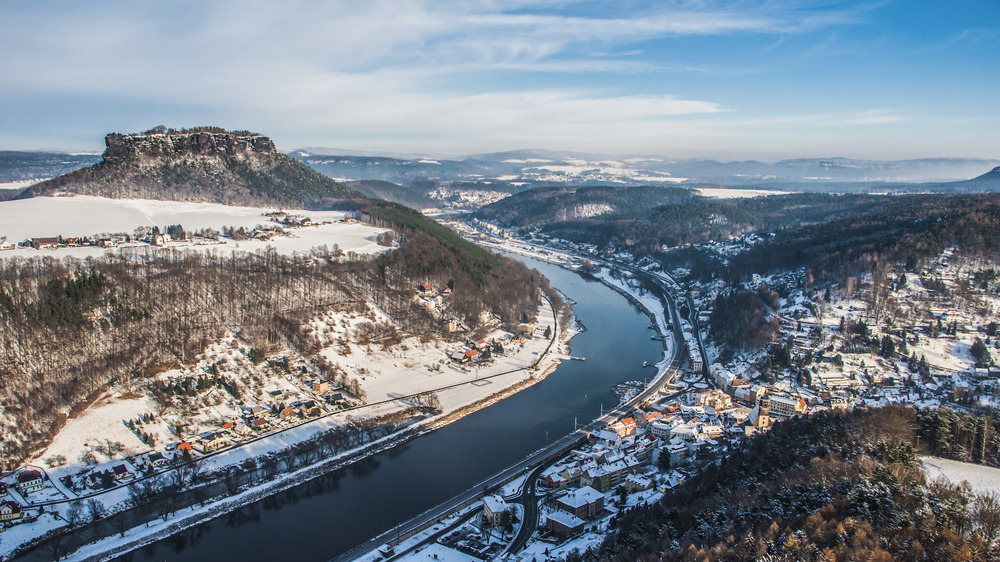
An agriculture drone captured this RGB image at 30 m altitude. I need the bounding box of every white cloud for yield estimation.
[3,0,985,160]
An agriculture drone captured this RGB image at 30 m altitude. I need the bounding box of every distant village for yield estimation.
[0,210,352,253]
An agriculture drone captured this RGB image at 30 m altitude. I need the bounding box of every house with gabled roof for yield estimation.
[16,470,44,493]
[483,495,511,527]
[0,500,22,522]
[555,485,604,519]
[112,464,132,481]
[147,452,169,468]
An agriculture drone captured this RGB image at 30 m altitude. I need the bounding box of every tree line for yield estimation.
[0,230,549,468]
[577,405,1000,562]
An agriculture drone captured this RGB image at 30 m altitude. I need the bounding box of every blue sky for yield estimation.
[1,0,997,159]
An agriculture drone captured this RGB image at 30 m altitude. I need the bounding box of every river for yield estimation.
[114,255,664,562]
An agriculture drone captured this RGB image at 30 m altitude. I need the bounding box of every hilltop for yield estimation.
[20,127,368,208]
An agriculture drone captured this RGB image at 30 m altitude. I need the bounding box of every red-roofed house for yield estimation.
[621,417,637,434]
[16,470,44,493]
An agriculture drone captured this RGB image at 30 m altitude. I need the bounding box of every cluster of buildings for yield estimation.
[0,470,46,527]
[533,384,819,542]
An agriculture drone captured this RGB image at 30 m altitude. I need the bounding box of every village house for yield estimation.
[244,405,270,419]
[546,510,585,538]
[224,420,253,437]
[649,421,674,440]
[198,431,229,452]
[112,464,132,481]
[669,420,702,442]
[697,389,733,410]
[299,400,321,417]
[31,236,60,249]
[624,473,653,493]
[554,486,605,519]
[311,381,329,394]
[280,406,298,421]
[768,394,808,417]
[16,470,44,493]
[665,439,691,465]
[147,452,169,468]
[483,495,511,527]
[0,500,22,522]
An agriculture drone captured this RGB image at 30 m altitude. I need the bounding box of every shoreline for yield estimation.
[37,297,578,562]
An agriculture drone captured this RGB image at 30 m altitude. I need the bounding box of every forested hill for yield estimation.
[19,127,369,208]
[478,188,1000,281]
[0,128,560,469]
[582,405,1000,562]
[475,185,700,227]
[726,193,1000,280]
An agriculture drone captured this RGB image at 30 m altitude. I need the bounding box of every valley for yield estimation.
[3,132,1000,562]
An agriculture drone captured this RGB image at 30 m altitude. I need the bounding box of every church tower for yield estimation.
[754,395,771,428]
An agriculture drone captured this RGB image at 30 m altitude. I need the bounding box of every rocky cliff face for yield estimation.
[103,131,277,161]
[21,128,365,207]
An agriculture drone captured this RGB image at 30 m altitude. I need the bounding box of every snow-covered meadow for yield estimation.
[0,195,389,258]
[696,187,794,199]
[922,456,1000,497]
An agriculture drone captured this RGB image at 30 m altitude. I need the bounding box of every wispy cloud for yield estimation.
[0,0,994,159]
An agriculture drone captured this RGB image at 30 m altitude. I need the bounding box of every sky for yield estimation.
[0,0,998,160]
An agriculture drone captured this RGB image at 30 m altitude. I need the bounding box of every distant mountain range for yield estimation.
[0,150,100,183]
[290,149,1000,187]
[3,144,998,205]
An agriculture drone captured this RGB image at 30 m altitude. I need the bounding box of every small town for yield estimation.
[354,220,1000,561]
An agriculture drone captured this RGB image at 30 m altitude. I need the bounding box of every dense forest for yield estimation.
[578,405,1000,561]
[480,185,1000,290]
[478,189,928,254]
[475,185,699,228]
[0,201,551,469]
[725,194,1000,282]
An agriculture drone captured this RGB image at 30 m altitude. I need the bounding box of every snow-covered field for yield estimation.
[323,301,560,412]
[696,187,793,199]
[922,456,1000,497]
[0,195,389,258]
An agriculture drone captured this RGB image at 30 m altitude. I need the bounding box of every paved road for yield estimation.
[331,252,686,562]
[505,459,548,555]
